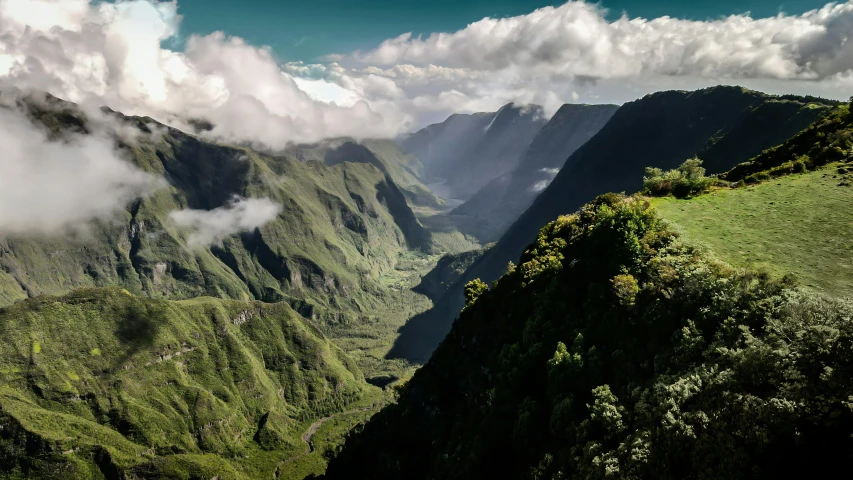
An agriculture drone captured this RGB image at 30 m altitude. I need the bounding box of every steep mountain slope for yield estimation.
[399,111,496,181]
[400,103,548,200]
[0,92,430,328]
[287,138,444,209]
[390,87,835,362]
[0,287,367,479]
[322,195,853,480]
[450,103,619,240]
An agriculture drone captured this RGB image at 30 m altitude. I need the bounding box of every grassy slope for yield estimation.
[0,93,475,374]
[653,166,853,297]
[653,102,853,297]
[0,287,369,479]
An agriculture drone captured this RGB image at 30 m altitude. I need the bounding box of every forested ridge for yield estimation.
[323,194,853,479]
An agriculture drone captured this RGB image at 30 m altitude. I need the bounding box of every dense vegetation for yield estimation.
[0,288,370,479]
[724,103,852,183]
[323,194,853,479]
[391,86,833,363]
[642,158,715,198]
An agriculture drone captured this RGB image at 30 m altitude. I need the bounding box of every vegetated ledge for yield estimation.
[321,193,853,480]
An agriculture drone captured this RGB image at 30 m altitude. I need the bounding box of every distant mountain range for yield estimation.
[390,86,836,363]
[321,92,853,480]
[400,103,547,201]
[449,103,619,241]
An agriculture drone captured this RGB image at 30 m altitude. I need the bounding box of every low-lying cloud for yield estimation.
[169,196,282,247]
[0,101,162,235]
[528,167,561,193]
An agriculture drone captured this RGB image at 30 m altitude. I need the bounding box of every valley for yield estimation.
[1,87,851,479]
[3,0,853,478]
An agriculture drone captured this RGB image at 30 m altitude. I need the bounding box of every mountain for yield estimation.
[449,103,619,240]
[389,86,836,363]
[0,91,486,478]
[0,92,434,325]
[400,103,548,200]
[0,287,367,479]
[287,138,445,209]
[322,193,853,479]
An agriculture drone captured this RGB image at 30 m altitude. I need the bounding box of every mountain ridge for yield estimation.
[389,86,836,363]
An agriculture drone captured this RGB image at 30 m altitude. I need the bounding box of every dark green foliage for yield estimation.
[642,158,715,198]
[725,104,853,182]
[323,195,853,479]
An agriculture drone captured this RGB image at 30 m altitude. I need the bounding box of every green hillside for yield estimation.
[0,92,484,478]
[653,165,853,296]
[0,287,374,479]
[322,194,853,479]
[0,92,481,380]
[653,101,853,297]
[287,138,445,209]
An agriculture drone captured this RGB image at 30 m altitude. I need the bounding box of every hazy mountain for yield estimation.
[450,103,619,240]
[0,93,433,323]
[287,138,445,208]
[389,86,835,363]
[400,103,548,200]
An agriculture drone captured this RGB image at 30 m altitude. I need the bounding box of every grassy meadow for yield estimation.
[652,164,853,297]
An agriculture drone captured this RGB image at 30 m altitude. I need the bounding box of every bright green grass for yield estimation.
[652,165,853,297]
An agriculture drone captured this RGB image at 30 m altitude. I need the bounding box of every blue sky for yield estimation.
[175,0,828,62]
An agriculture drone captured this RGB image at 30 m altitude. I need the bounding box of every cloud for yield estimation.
[333,1,853,117]
[1,0,852,148]
[0,99,163,235]
[352,1,853,81]
[528,180,550,193]
[169,196,282,247]
[528,167,561,192]
[0,0,414,149]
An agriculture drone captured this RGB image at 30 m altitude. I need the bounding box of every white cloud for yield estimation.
[528,168,561,192]
[0,0,414,149]
[528,180,550,193]
[1,0,852,150]
[169,197,282,247]
[0,99,163,235]
[351,1,853,82]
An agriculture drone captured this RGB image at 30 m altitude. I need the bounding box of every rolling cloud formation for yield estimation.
[0,0,851,149]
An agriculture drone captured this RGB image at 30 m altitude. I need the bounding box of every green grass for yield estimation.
[652,165,853,297]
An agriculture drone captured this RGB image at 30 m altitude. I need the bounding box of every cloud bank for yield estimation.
[169,197,282,247]
[0,0,852,148]
[0,100,162,235]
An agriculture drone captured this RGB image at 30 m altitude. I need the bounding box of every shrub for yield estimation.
[643,158,715,198]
